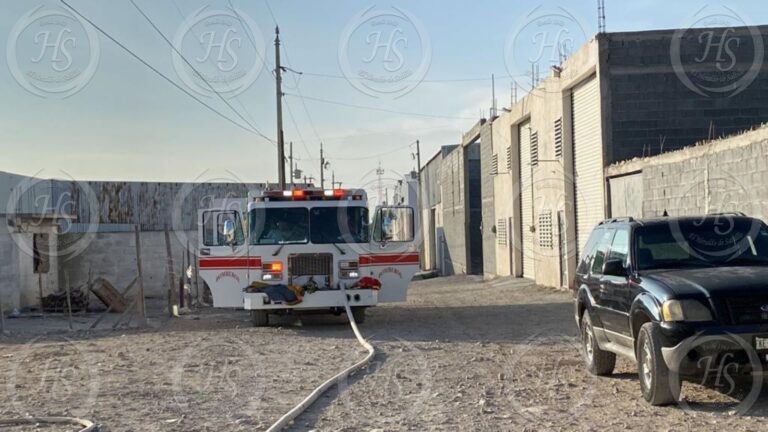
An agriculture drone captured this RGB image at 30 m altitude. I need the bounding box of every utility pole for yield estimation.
[331,171,335,190]
[376,161,385,206]
[415,139,424,269]
[490,74,497,118]
[289,141,294,187]
[275,27,286,189]
[319,142,325,189]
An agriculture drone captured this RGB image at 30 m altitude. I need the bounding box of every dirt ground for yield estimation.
[2,276,768,431]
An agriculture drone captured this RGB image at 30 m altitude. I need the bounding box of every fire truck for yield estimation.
[197,188,420,326]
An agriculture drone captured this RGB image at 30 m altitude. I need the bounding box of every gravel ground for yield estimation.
[2,275,768,431]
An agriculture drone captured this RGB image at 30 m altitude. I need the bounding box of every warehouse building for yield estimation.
[420,24,768,287]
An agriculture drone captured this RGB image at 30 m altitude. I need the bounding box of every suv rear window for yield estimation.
[636,219,768,270]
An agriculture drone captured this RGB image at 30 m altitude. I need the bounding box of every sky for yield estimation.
[1,0,767,194]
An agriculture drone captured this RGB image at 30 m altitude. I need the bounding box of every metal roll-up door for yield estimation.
[518,120,535,279]
[571,77,605,258]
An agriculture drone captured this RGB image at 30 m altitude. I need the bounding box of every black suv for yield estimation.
[573,214,768,406]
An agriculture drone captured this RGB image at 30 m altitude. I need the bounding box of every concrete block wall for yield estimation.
[608,127,768,221]
[440,146,467,275]
[603,27,768,164]
[479,122,496,279]
[60,230,199,302]
[0,217,19,311]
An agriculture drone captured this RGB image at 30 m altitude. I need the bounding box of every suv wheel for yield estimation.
[637,322,680,406]
[581,310,616,376]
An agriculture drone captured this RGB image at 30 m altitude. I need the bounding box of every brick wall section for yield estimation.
[603,27,768,164]
[440,146,467,275]
[479,122,496,278]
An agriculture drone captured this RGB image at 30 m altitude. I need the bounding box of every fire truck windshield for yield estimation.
[309,207,369,244]
[250,208,309,245]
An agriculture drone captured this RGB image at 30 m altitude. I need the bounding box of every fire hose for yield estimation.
[0,416,95,431]
[266,286,376,432]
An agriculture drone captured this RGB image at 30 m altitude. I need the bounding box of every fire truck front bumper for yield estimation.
[243,289,378,310]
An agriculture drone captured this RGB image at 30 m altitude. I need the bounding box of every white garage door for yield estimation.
[571,77,605,258]
[518,120,535,279]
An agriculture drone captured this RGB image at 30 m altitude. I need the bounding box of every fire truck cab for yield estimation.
[197,188,420,326]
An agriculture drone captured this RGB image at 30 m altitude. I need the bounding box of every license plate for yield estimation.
[755,336,768,351]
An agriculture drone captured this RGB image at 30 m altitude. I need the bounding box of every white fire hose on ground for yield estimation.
[0,416,95,431]
[266,286,376,432]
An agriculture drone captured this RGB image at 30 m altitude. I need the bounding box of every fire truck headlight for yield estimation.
[262,262,283,281]
[339,261,360,279]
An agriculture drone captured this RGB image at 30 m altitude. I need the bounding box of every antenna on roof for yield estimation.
[597,0,606,34]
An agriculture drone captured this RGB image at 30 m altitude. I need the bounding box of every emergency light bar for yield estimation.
[261,188,364,202]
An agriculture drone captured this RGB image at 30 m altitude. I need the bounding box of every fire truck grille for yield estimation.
[288,253,333,277]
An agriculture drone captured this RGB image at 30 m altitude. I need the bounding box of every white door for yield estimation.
[518,121,535,279]
[365,206,420,302]
[198,209,253,308]
[571,77,605,258]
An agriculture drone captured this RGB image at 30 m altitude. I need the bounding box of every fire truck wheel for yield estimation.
[251,310,269,327]
[351,307,366,324]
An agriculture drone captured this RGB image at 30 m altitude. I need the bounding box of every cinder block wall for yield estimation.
[60,230,199,302]
[0,217,19,311]
[440,147,467,275]
[643,140,768,220]
[608,127,768,221]
[604,27,768,164]
[479,122,496,279]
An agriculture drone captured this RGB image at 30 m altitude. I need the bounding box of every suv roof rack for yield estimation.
[708,211,747,217]
[598,217,635,226]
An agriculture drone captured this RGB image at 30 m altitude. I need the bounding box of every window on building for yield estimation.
[33,233,50,274]
[490,154,499,175]
[531,131,539,167]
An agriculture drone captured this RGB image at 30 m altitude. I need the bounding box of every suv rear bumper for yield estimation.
[660,323,768,376]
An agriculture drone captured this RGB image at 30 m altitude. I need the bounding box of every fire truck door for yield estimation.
[198,209,252,307]
[365,206,420,302]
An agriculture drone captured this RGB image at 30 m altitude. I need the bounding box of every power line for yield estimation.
[284,99,318,178]
[300,71,509,83]
[129,0,275,145]
[329,141,416,161]
[59,0,273,141]
[170,0,270,141]
[284,93,476,121]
